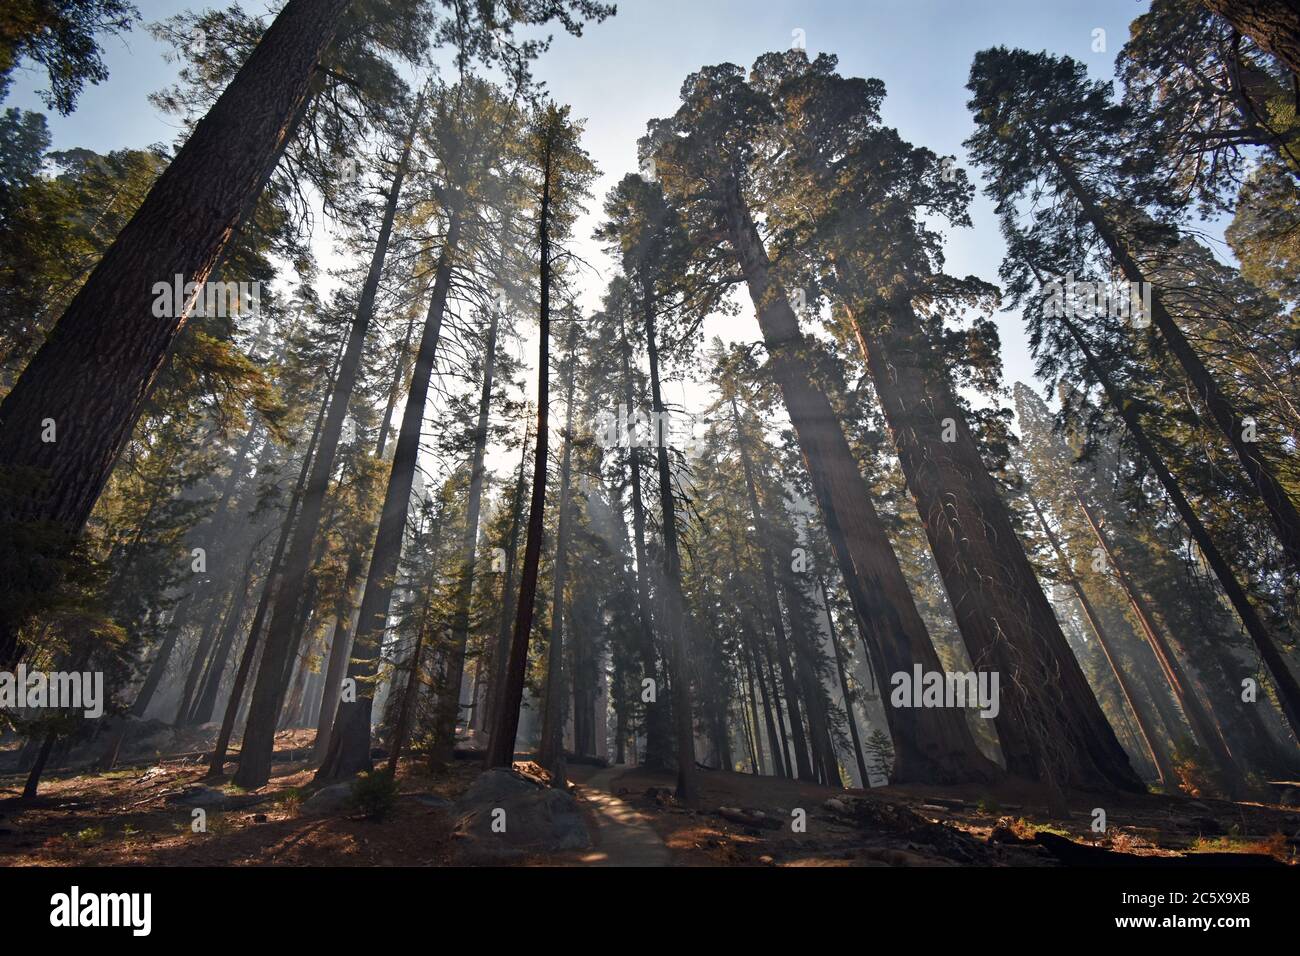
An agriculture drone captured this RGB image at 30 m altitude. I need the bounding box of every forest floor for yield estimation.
[1,729,1296,867]
[561,764,1299,866]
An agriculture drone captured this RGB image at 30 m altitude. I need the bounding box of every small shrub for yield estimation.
[279,786,304,814]
[349,772,398,822]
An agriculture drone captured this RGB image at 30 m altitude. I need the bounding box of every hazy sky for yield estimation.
[6,0,1157,423]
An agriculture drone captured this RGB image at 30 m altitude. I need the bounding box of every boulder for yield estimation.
[300,781,357,816]
[717,806,783,830]
[450,768,590,863]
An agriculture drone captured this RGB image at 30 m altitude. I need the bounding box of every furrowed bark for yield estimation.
[720,184,996,785]
[846,292,1143,792]
[0,0,353,665]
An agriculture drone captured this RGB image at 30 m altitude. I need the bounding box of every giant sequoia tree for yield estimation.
[646,62,997,785]
[743,51,1143,792]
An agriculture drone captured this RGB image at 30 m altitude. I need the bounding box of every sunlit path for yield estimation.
[574,768,672,867]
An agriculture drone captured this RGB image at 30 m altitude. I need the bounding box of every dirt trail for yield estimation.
[573,767,671,867]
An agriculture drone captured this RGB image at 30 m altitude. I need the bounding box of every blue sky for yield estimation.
[5,0,1156,410]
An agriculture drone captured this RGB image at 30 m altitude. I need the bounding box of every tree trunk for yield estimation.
[384,625,425,778]
[1052,305,1300,740]
[538,320,580,785]
[723,521,785,779]
[761,641,795,778]
[1078,494,1251,798]
[429,304,501,766]
[845,291,1142,792]
[93,594,195,772]
[617,307,670,768]
[131,593,193,719]
[1203,0,1300,78]
[640,286,697,800]
[737,654,762,773]
[235,99,427,790]
[206,342,340,778]
[790,598,842,785]
[820,578,870,788]
[0,0,352,667]
[311,559,360,761]
[312,309,412,761]
[375,308,419,461]
[174,591,229,725]
[189,545,259,725]
[720,184,996,785]
[730,394,814,781]
[788,609,838,786]
[745,634,784,777]
[22,732,56,799]
[315,210,459,783]
[483,418,530,751]
[485,140,555,769]
[386,578,434,777]
[614,672,627,765]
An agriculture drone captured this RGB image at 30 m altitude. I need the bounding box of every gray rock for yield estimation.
[300,781,357,815]
[451,768,590,862]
